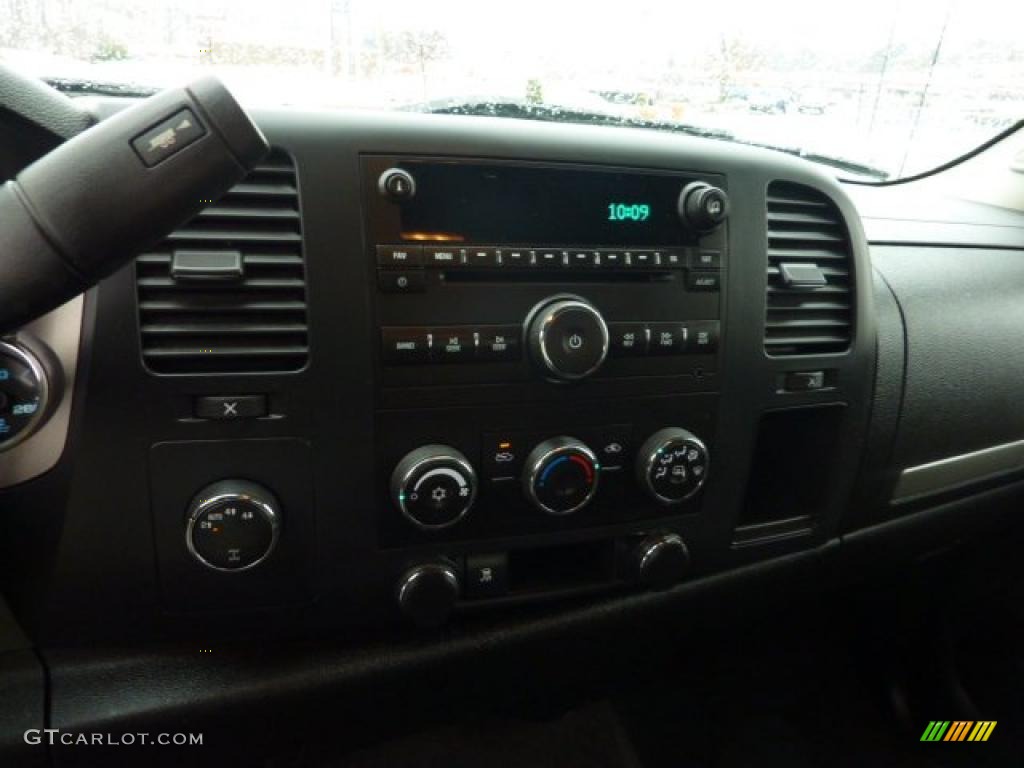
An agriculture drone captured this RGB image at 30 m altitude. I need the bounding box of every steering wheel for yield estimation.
[0,64,268,334]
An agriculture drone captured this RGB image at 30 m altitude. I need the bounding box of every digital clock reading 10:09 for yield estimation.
[607,202,651,222]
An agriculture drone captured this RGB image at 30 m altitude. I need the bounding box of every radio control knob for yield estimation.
[523,436,600,515]
[185,480,281,571]
[391,445,477,529]
[526,296,609,381]
[679,182,729,232]
[378,167,416,201]
[636,428,710,504]
[632,533,690,589]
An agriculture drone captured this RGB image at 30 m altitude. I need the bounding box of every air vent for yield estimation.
[764,181,853,356]
[136,150,308,374]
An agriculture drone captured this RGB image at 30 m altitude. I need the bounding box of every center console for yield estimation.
[364,156,729,622]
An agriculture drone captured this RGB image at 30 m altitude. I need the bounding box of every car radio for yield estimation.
[362,156,727,550]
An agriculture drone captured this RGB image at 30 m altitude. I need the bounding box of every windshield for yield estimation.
[2,0,1022,180]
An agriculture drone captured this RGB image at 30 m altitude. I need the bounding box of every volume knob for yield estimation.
[526,296,609,382]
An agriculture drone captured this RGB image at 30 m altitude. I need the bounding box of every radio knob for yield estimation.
[391,445,477,529]
[679,182,729,232]
[636,428,710,504]
[523,436,600,515]
[378,167,416,201]
[526,296,609,382]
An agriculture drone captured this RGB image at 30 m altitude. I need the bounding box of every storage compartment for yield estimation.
[735,404,846,542]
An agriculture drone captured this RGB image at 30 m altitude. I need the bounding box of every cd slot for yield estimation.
[442,269,677,284]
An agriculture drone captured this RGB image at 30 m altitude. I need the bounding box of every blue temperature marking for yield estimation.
[0,369,9,381]
[538,456,569,487]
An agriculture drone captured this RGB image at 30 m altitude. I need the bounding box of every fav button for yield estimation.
[376,244,423,268]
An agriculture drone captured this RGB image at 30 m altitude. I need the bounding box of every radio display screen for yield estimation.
[393,162,699,246]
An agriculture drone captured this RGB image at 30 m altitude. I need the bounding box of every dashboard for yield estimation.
[1,105,1023,653]
[0,107,885,643]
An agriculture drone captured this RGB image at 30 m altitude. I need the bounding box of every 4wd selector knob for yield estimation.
[523,436,600,515]
[526,296,609,381]
[391,445,477,529]
[185,479,281,571]
[636,428,710,504]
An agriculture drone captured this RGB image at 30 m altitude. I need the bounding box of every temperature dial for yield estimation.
[391,445,478,529]
[523,436,600,515]
[637,428,710,504]
[186,479,281,572]
[0,340,50,451]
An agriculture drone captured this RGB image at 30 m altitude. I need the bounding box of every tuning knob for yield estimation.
[632,533,690,589]
[636,427,709,504]
[679,182,729,232]
[523,436,600,515]
[526,296,609,382]
[397,561,460,628]
[391,445,477,529]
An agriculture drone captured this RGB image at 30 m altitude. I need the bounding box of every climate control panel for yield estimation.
[378,398,715,547]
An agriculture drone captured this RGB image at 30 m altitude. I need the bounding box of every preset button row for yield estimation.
[382,326,521,364]
[376,244,721,271]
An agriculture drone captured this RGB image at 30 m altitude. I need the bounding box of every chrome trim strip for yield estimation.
[893,439,1024,502]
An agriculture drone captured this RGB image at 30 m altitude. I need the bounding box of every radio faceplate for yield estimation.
[363,156,727,396]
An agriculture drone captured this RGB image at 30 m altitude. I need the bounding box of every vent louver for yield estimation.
[136,150,308,374]
[764,181,853,356]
